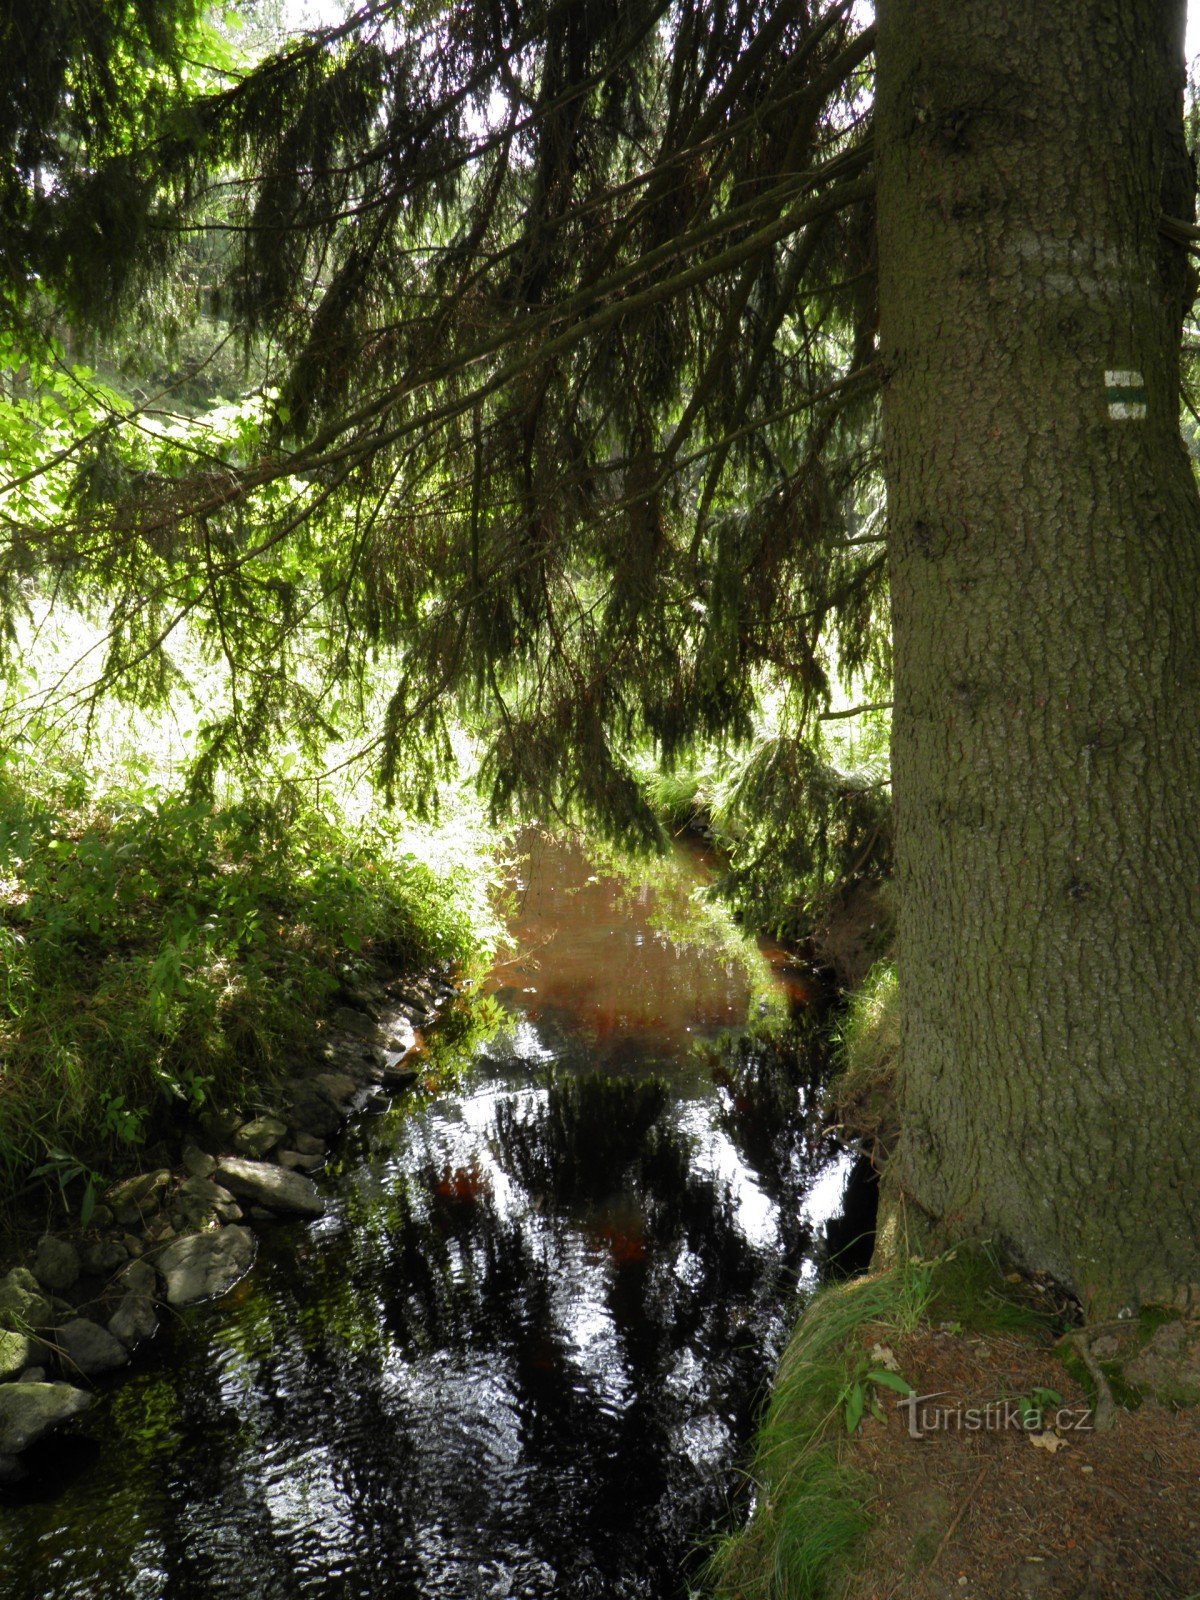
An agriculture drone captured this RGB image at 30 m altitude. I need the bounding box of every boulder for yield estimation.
[215,1157,325,1217]
[0,1269,52,1331]
[33,1237,81,1294]
[157,1226,255,1307]
[289,1132,326,1158]
[0,1331,32,1382]
[0,1382,92,1454]
[57,1318,130,1377]
[233,1116,288,1159]
[108,1294,159,1349]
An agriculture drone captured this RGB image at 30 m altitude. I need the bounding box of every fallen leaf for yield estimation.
[1030,1431,1067,1453]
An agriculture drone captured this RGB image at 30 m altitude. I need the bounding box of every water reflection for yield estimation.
[0,830,864,1600]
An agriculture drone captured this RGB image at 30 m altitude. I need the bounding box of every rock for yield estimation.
[108,1294,158,1349]
[382,1063,419,1091]
[176,1175,228,1226]
[0,1383,92,1453]
[284,1078,342,1138]
[198,1107,242,1147]
[289,1132,326,1157]
[330,1005,376,1037]
[215,1157,325,1217]
[108,1170,171,1225]
[18,1368,46,1384]
[1126,1319,1200,1402]
[57,1318,130,1377]
[0,1331,32,1382]
[33,1237,81,1294]
[81,1238,128,1278]
[316,1071,358,1107]
[181,1145,217,1179]
[0,1269,52,1331]
[122,1235,145,1258]
[158,1226,255,1307]
[89,1204,113,1229]
[116,1259,157,1297]
[233,1116,288,1158]
[214,1200,243,1223]
[276,1149,324,1173]
[0,1455,26,1485]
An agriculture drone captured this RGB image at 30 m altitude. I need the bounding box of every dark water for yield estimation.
[0,831,863,1600]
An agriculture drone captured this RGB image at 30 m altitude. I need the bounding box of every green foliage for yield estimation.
[635,692,892,941]
[1,1,887,846]
[0,742,494,1202]
[835,958,898,1086]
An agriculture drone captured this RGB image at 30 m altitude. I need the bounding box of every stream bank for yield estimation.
[0,827,867,1600]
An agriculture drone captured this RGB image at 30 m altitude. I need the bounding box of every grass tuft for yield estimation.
[709,1262,934,1600]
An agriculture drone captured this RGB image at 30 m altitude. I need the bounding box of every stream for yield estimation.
[0,830,867,1600]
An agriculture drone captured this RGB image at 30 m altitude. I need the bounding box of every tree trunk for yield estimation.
[875,0,1200,1316]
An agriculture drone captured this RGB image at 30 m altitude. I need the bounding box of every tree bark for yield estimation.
[875,0,1200,1316]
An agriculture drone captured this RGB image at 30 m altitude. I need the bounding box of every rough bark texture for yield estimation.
[875,0,1200,1316]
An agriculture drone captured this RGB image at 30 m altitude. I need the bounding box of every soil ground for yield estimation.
[840,1323,1200,1600]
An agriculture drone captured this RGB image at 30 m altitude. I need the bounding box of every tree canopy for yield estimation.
[2,0,888,860]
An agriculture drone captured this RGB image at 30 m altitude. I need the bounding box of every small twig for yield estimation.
[927,1464,989,1573]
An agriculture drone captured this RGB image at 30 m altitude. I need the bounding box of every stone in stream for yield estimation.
[108,1169,171,1225]
[0,1331,32,1382]
[215,1157,325,1218]
[115,1258,157,1297]
[108,1294,159,1349]
[181,1145,217,1180]
[157,1226,256,1306]
[33,1236,81,1294]
[0,1382,92,1454]
[80,1238,128,1278]
[177,1175,237,1227]
[382,1062,419,1091]
[0,1269,52,1331]
[289,1132,326,1158]
[233,1116,288,1159]
[57,1319,130,1378]
[276,1150,324,1173]
[284,1077,342,1139]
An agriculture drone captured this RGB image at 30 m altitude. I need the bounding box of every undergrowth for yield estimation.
[0,749,497,1208]
[709,1249,1052,1600]
[709,1262,934,1600]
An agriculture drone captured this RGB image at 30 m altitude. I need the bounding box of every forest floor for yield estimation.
[840,1318,1200,1600]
